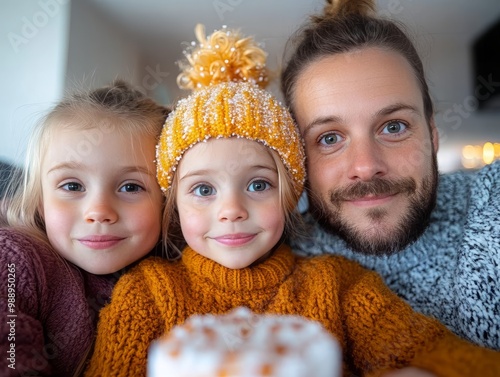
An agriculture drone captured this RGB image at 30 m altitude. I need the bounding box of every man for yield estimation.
[281,0,499,349]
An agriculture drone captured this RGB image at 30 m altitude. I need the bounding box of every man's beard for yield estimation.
[308,158,439,256]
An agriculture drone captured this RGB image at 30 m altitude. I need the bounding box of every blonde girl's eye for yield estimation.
[193,184,215,197]
[119,183,144,193]
[248,180,271,192]
[382,120,407,135]
[61,182,84,192]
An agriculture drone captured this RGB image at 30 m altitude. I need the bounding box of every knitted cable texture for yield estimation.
[290,161,500,350]
[0,228,115,376]
[85,245,500,377]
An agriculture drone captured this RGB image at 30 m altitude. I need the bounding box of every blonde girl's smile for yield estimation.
[77,234,127,250]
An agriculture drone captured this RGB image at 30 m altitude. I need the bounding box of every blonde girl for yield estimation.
[0,80,169,376]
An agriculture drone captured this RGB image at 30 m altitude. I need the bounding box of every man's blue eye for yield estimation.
[319,133,341,145]
[248,180,270,192]
[194,184,215,196]
[383,121,407,134]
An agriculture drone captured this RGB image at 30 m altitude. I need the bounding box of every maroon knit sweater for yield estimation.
[0,228,116,376]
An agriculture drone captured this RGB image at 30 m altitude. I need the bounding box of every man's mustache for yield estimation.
[329,177,417,203]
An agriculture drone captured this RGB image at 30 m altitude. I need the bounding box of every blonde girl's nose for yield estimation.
[84,197,118,224]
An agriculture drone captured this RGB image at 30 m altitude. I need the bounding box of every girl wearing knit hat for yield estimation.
[85,25,500,377]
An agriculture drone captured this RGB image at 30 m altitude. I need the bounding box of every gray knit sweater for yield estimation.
[290,161,500,350]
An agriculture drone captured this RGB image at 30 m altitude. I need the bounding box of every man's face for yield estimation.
[293,47,439,255]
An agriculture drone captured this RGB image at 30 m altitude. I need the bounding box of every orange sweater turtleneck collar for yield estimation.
[181,244,295,291]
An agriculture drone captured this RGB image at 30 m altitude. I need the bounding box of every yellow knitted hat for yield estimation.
[156,25,305,196]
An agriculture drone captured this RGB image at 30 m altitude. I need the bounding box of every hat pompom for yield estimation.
[177,24,269,90]
[158,25,306,197]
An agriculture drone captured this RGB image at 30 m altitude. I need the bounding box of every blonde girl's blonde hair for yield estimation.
[3,79,170,249]
[161,147,305,260]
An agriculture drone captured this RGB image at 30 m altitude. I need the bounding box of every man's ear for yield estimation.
[430,117,439,153]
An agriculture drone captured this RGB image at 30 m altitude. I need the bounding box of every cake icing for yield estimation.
[147,307,341,377]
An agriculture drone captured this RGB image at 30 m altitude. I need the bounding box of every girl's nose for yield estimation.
[217,193,248,222]
[84,195,118,224]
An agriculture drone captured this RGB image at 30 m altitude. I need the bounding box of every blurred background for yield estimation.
[1,0,500,172]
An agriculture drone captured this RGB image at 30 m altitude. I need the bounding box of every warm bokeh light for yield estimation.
[483,142,495,164]
[462,145,476,160]
[461,142,500,169]
[495,143,500,158]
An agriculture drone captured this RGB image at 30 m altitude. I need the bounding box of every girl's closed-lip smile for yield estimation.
[78,235,126,249]
[212,233,256,246]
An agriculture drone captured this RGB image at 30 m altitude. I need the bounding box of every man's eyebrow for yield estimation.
[376,103,420,117]
[302,115,343,138]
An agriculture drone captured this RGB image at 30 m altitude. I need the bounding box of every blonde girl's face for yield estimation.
[40,119,163,274]
[176,138,285,269]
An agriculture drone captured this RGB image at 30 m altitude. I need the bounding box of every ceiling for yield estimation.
[83,0,500,171]
[85,0,500,100]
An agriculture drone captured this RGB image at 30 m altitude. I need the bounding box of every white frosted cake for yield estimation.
[147,307,341,377]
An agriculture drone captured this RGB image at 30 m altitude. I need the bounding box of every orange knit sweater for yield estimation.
[85,245,500,376]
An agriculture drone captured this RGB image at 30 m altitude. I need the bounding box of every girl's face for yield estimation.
[176,138,285,269]
[40,121,163,274]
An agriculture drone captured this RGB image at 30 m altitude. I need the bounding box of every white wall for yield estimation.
[0,0,148,167]
[0,0,71,166]
[391,3,500,171]
[65,0,143,93]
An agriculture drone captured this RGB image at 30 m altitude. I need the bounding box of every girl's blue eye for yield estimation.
[248,180,270,192]
[193,184,215,197]
[61,182,84,191]
[382,121,407,134]
[119,183,143,193]
[319,132,342,145]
